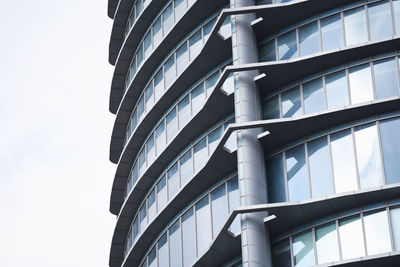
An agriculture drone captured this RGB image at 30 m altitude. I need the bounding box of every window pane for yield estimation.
[156,121,166,155]
[157,176,167,211]
[137,44,144,67]
[138,97,145,121]
[373,58,399,99]
[390,207,400,251]
[176,43,188,74]
[394,0,400,35]
[178,95,190,127]
[182,208,196,267]
[331,129,358,193]
[286,145,309,201]
[325,70,349,109]
[149,246,156,267]
[321,14,343,51]
[203,18,216,40]
[368,1,393,40]
[175,0,186,22]
[228,177,240,234]
[164,55,176,89]
[139,204,147,233]
[189,30,202,60]
[139,149,146,176]
[166,108,178,142]
[191,84,205,114]
[154,69,164,101]
[308,136,334,198]
[349,63,374,104]
[158,233,169,267]
[260,40,276,61]
[211,185,228,237]
[144,32,152,59]
[145,82,154,110]
[344,7,368,45]
[364,209,391,255]
[206,71,220,98]
[266,154,287,203]
[133,218,139,242]
[303,78,324,114]
[180,150,193,186]
[148,189,156,222]
[147,134,155,164]
[299,21,320,56]
[196,196,212,255]
[194,138,207,172]
[168,163,179,199]
[132,162,139,187]
[135,1,143,17]
[316,222,340,264]
[292,230,315,267]
[263,95,280,119]
[278,30,297,60]
[153,17,162,47]
[379,117,400,184]
[339,215,365,260]
[208,126,223,153]
[354,124,384,189]
[272,239,291,267]
[282,86,302,118]
[169,220,182,267]
[163,4,174,34]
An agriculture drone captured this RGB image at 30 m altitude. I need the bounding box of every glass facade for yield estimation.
[259,0,400,62]
[272,201,400,266]
[265,113,400,203]
[262,52,400,120]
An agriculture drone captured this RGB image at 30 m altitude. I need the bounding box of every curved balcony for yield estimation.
[109,2,230,113]
[109,66,234,215]
[109,121,238,267]
[108,0,118,18]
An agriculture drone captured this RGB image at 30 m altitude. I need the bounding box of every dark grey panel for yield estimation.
[108,0,118,18]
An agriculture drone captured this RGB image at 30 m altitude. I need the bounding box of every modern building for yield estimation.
[106,0,400,266]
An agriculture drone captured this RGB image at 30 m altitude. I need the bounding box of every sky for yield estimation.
[0,1,117,266]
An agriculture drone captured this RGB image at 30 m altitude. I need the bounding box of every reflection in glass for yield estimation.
[299,21,320,56]
[164,56,176,89]
[303,78,324,114]
[344,7,367,45]
[321,14,343,51]
[208,126,223,153]
[373,58,399,99]
[364,209,391,255]
[163,4,174,34]
[178,95,191,127]
[206,72,219,98]
[379,117,400,184]
[293,230,315,267]
[196,196,212,255]
[166,109,178,142]
[331,129,358,193]
[180,150,193,186]
[390,207,400,251]
[339,215,365,260]
[176,43,189,74]
[147,135,155,167]
[139,205,147,232]
[286,145,309,201]
[148,246,156,267]
[349,64,374,104]
[157,176,167,210]
[267,154,286,202]
[325,70,349,109]
[145,82,154,112]
[144,32,152,59]
[308,137,334,198]
[194,138,207,172]
[158,233,168,267]
[148,189,156,221]
[139,149,146,176]
[282,86,302,118]
[154,69,164,101]
[192,84,205,114]
[368,1,393,40]
[211,185,228,237]
[182,208,196,267]
[153,18,162,47]
[156,122,166,154]
[189,30,202,60]
[278,30,297,60]
[272,239,291,267]
[316,222,340,264]
[394,0,400,35]
[263,95,280,119]
[174,0,186,22]
[260,39,276,61]
[228,177,240,233]
[168,163,179,199]
[169,221,182,267]
[354,124,384,189]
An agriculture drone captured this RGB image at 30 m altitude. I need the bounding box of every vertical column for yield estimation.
[230,0,272,266]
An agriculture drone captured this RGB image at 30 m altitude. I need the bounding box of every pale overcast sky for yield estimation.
[0,1,116,266]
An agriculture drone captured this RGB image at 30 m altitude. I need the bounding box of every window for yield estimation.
[272,239,291,267]
[368,1,393,40]
[148,189,156,221]
[191,83,205,114]
[156,121,166,155]
[148,246,156,267]
[164,55,176,89]
[363,209,391,255]
[138,97,145,121]
[278,30,297,60]
[189,30,202,60]
[178,95,190,127]
[308,136,334,198]
[263,95,280,119]
[286,145,309,201]
[373,58,399,99]
[163,4,174,34]
[174,0,186,22]
[299,21,320,56]
[144,32,152,59]
[260,40,276,61]
[292,230,315,267]
[339,215,365,259]
[349,63,374,104]
[344,7,368,45]
[228,177,240,233]
[146,134,155,168]
[180,150,193,186]
[145,82,154,110]
[137,44,144,67]
[303,78,324,114]
[325,70,349,109]
[139,204,147,233]
[168,163,179,199]
[266,154,286,203]
[157,176,167,210]
[176,43,188,74]
[281,86,302,118]
[169,221,182,267]
[208,126,223,153]
[196,196,211,255]
[321,14,343,51]
[158,233,169,267]
[139,148,146,176]
[154,68,164,101]
[394,0,400,35]
[166,108,178,142]
[194,138,207,172]
[354,124,384,189]
[182,208,196,267]
[211,185,228,237]
[379,117,400,184]
[153,17,162,48]
[390,207,400,250]
[203,18,216,40]
[316,222,340,264]
[205,72,220,98]
[331,129,358,193]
